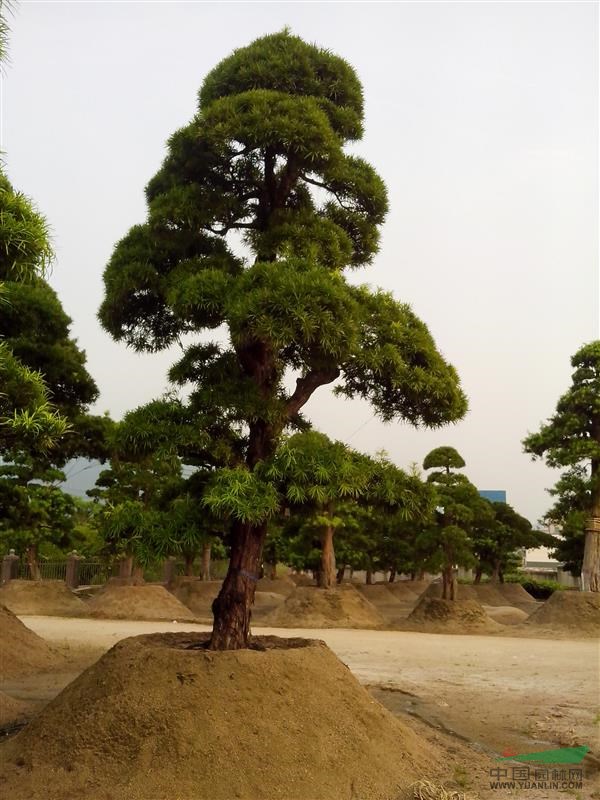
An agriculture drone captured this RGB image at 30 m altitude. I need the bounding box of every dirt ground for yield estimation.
[3,615,598,798]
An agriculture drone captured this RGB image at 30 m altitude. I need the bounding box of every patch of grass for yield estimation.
[452,766,471,790]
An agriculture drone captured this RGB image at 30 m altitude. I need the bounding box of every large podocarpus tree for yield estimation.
[523,341,600,592]
[100,31,467,649]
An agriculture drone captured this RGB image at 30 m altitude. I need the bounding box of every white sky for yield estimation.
[2,1,598,526]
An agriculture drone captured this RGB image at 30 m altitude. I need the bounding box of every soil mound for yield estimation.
[524,590,600,636]
[497,583,536,604]
[0,580,88,617]
[87,584,196,622]
[256,575,295,595]
[288,572,315,586]
[386,582,420,601]
[171,580,285,623]
[358,583,399,604]
[0,691,32,728]
[423,582,479,602]
[406,597,502,634]
[0,633,439,800]
[171,579,221,615]
[484,605,530,625]
[472,584,509,606]
[263,584,385,629]
[0,605,64,678]
[357,583,417,627]
[402,580,431,596]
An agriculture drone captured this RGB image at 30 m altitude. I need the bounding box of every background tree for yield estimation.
[100,31,467,649]
[266,431,371,588]
[470,501,552,583]
[420,447,490,599]
[0,461,78,578]
[523,341,600,592]
[0,174,69,450]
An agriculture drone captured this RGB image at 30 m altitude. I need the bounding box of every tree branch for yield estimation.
[285,367,340,419]
[300,174,354,212]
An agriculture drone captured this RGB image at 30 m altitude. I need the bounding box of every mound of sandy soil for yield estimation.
[405,597,503,634]
[171,578,221,615]
[0,605,64,678]
[0,691,33,728]
[472,584,510,606]
[288,572,315,586]
[171,580,285,623]
[484,605,530,625]
[401,580,431,596]
[0,633,439,800]
[358,583,399,604]
[263,584,385,629]
[423,582,479,602]
[356,584,417,627]
[385,582,421,601]
[524,590,600,636]
[498,583,540,614]
[0,580,89,617]
[87,584,196,622]
[256,575,295,595]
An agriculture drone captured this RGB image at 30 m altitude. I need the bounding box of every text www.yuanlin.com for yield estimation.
[490,779,583,790]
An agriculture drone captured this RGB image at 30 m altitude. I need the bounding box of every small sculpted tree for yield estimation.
[100,32,467,649]
[420,448,489,599]
[523,342,600,592]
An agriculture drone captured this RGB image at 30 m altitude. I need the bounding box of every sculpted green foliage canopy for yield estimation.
[100,30,467,439]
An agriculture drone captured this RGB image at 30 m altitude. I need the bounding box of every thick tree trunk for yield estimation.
[132,563,144,583]
[491,559,501,583]
[582,518,600,592]
[26,544,40,581]
[209,520,266,650]
[473,566,482,585]
[388,568,396,583]
[118,555,133,579]
[184,552,195,577]
[336,565,345,584]
[318,524,336,589]
[365,569,373,585]
[442,566,457,600]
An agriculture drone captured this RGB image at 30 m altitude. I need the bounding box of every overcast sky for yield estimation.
[3,1,598,526]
